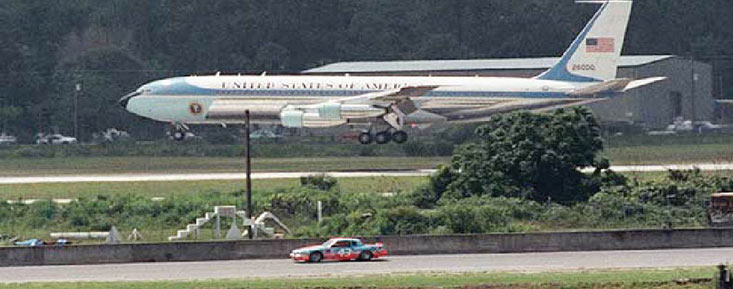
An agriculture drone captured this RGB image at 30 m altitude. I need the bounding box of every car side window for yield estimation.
[333,241,350,247]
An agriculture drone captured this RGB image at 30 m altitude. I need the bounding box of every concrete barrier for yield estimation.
[1,228,732,267]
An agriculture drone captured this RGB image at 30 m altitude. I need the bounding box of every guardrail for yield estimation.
[1,228,732,267]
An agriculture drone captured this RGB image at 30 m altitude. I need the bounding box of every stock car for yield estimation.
[289,238,387,263]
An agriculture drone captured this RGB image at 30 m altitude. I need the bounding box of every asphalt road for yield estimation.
[1,248,731,283]
[0,163,731,184]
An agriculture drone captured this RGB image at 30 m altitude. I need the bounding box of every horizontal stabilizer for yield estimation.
[568,77,666,96]
[623,77,667,91]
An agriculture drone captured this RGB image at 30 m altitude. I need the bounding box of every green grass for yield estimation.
[0,268,715,289]
[605,144,733,165]
[3,171,732,201]
[0,156,448,176]
[0,176,428,200]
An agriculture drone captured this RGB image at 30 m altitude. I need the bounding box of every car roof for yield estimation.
[329,238,361,242]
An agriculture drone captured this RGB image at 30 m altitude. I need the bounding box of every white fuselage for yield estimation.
[122,74,594,125]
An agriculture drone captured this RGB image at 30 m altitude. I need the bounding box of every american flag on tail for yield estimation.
[586,37,615,53]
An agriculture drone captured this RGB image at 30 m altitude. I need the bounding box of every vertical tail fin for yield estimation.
[536,0,633,82]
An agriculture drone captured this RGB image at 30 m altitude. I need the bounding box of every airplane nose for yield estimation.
[118,91,141,109]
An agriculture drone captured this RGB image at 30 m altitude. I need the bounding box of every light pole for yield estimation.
[244,110,253,239]
[74,83,81,139]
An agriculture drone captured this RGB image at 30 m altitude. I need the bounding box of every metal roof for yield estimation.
[303,55,675,74]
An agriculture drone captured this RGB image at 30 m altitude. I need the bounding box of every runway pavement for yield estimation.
[0,248,730,283]
[0,163,731,184]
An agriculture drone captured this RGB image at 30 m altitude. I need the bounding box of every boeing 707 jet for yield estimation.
[120,0,663,144]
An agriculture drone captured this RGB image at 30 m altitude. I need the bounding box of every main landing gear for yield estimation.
[358,130,408,145]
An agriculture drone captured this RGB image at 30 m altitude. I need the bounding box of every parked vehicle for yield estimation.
[0,133,17,145]
[92,128,130,143]
[36,134,77,145]
[250,129,282,139]
[290,238,387,263]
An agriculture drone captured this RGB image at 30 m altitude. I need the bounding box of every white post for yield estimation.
[216,214,221,239]
[317,201,323,223]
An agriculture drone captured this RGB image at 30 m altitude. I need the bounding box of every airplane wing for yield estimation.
[445,98,594,124]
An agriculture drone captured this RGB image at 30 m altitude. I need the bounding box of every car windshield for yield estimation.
[321,240,334,247]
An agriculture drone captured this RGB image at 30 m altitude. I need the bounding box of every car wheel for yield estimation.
[309,251,323,263]
[359,250,372,261]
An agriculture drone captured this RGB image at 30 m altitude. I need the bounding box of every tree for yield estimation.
[445,107,614,204]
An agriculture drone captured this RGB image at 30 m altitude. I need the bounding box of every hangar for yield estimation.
[303,56,714,129]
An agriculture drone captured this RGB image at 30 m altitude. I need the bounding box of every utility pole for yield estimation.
[74,83,81,139]
[244,110,253,239]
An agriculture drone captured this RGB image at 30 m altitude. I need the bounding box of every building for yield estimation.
[303,56,714,129]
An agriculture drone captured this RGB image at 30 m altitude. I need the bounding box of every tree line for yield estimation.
[0,0,731,142]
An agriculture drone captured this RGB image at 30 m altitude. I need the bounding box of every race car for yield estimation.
[289,238,387,263]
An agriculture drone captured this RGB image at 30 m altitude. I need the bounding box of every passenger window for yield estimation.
[333,241,350,247]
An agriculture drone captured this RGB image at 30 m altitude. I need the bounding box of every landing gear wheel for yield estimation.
[359,251,373,261]
[358,132,373,145]
[375,131,392,145]
[392,131,408,144]
[172,131,186,141]
[309,251,323,263]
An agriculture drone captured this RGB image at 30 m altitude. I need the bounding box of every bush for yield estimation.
[410,165,453,208]
[300,174,338,191]
[268,187,342,218]
[437,198,514,234]
[376,206,432,235]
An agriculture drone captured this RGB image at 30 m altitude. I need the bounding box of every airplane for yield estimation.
[120,0,664,145]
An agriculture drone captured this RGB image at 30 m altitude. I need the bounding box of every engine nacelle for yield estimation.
[280,110,346,128]
[280,104,385,128]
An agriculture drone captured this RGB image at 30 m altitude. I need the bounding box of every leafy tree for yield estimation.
[445,107,617,204]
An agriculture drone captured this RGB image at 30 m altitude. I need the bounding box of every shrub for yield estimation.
[300,174,338,191]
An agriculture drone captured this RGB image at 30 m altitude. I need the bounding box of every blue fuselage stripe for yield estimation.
[152,89,569,99]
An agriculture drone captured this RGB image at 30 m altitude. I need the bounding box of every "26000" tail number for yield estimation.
[571,64,596,71]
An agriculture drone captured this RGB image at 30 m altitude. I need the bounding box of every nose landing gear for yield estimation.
[169,123,190,141]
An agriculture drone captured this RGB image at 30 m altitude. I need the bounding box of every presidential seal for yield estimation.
[189,102,203,115]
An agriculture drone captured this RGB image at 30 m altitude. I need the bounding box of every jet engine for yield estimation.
[280,103,385,128]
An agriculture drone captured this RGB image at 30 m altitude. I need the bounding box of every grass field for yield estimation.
[0,268,715,289]
[0,144,731,178]
[0,176,428,200]
[0,156,448,176]
[605,144,733,165]
[2,171,732,200]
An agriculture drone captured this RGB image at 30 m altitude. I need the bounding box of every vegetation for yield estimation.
[2,110,732,243]
[446,108,617,204]
[0,176,427,200]
[0,133,732,178]
[0,268,715,289]
[0,1,730,142]
[0,155,448,176]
